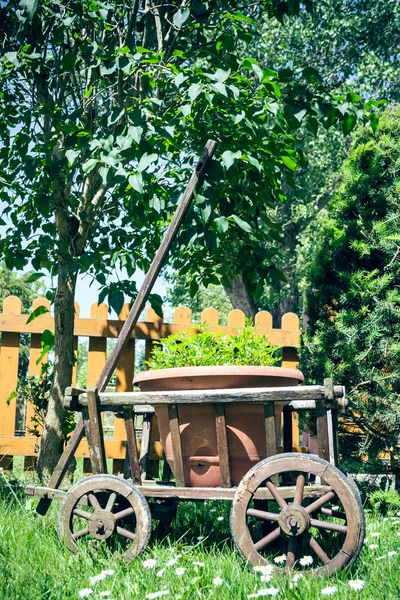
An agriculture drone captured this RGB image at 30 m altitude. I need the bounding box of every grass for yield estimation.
[0,475,400,600]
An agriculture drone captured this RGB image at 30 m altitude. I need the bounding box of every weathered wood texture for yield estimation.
[72,385,345,408]
[1,300,303,469]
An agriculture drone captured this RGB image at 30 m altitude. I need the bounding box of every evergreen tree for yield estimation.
[301,107,400,481]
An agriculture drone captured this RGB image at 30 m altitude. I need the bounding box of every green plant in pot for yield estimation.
[133,325,304,487]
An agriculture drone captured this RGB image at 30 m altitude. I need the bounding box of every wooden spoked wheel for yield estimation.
[58,475,151,562]
[230,453,365,576]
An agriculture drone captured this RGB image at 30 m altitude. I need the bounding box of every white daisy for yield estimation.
[368,544,378,549]
[260,574,272,583]
[260,565,274,575]
[388,551,397,557]
[217,516,224,521]
[273,554,286,565]
[143,558,157,569]
[79,590,93,598]
[196,535,205,541]
[89,573,106,585]
[166,558,178,567]
[370,532,380,537]
[299,555,313,567]
[99,593,112,598]
[156,569,165,577]
[254,565,264,572]
[257,587,279,596]
[292,573,303,583]
[145,592,169,599]
[321,586,338,596]
[193,561,205,567]
[375,556,385,561]
[397,532,400,536]
[348,579,365,591]
[101,569,115,576]
[175,567,185,576]
[363,538,369,544]
[212,577,223,586]
[248,595,258,599]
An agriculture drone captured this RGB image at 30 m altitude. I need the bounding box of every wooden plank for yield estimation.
[0,315,302,347]
[201,307,219,326]
[264,402,277,458]
[123,406,141,484]
[114,303,135,444]
[214,404,231,488]
[87,303,108,387]
[83,388,107,474]
[283,406,293,452]
[173,306,192,325]
[316,398,330,462]
[74,385,346,408]
[255,311,273,330]
[138,483,332,502]
[144,306,163,371]
[25,298,51,437]
[168,404,185,487]
[227,309,245,328]
[0,296,21,438]
[139,413,152,480]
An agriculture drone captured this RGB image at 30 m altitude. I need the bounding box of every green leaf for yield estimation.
[138,153,157,173]
[65,149,79,167]
[25,272,46,283]
[229,214,253,233]
[107,107,125,126]
[83,85,93,99]
[128,125,143,145]
[221,150,242,170]
[174,72,188,88]
[293,106,307,122]
[129,173,143,193]
[26,305,50,324]
[19,0,38,22]
[210,82,227,97]
[369,113,379,133]
[278,68,293,82]
[149,293,163,319]
[173,7,190,29]
[62,52,76,72]
[4,52,23,67]
[342,113,357,135]
[211,68,231,83]
[108,291,125,316]
[281,155,297,171]
[83,158,98,173]
[188,83,202,103]
[302,66,322,83]
[234,111,245,124]
[213,216,229,233]
[189,277,199,297]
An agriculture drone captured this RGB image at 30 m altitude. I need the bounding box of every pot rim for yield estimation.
[133,365,304,384]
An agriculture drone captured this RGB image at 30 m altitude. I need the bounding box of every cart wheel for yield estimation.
[230,453,365,576]
[58,474,151,562]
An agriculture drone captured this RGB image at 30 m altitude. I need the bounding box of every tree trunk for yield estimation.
[37,256,78,484]
[224,274,257,319]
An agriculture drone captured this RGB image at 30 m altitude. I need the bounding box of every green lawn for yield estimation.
[0,477,399,600]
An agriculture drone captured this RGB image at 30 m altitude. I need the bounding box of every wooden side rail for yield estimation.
[65,384,347,410]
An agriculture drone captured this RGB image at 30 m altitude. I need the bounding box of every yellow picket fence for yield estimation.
[0,295,302,472]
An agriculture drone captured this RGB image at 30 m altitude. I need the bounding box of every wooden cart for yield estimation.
[26,379,365,576]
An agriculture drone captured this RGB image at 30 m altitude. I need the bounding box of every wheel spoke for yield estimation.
[254,526,281,551]
[293,474,305,506]
[305,490,335,514]
[88,493,102,511]
[114,507,135,521]
[309,536,330,564]
[116,526,136,541]
[105,492,117,513]
[320,507,346,520]
[72,508,91,520]
[310,518,347,534]
[286,537,296,570]
[266,480,288,510]
[247,508,279,522]
[72,527,89,540]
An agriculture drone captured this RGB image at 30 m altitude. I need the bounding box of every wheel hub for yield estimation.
[278,505,310,537]
[88,508,116,540]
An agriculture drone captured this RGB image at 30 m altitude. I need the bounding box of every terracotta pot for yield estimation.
[133,366,304,487]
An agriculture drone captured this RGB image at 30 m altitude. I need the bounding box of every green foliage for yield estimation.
[0,264,44,313]
[147,324,280,370]
[300,106,400,472]
[369,489,400,516]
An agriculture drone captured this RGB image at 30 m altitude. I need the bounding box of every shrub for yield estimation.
[147,324,280,370]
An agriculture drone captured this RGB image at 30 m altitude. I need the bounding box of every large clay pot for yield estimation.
[133,366,304,487]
